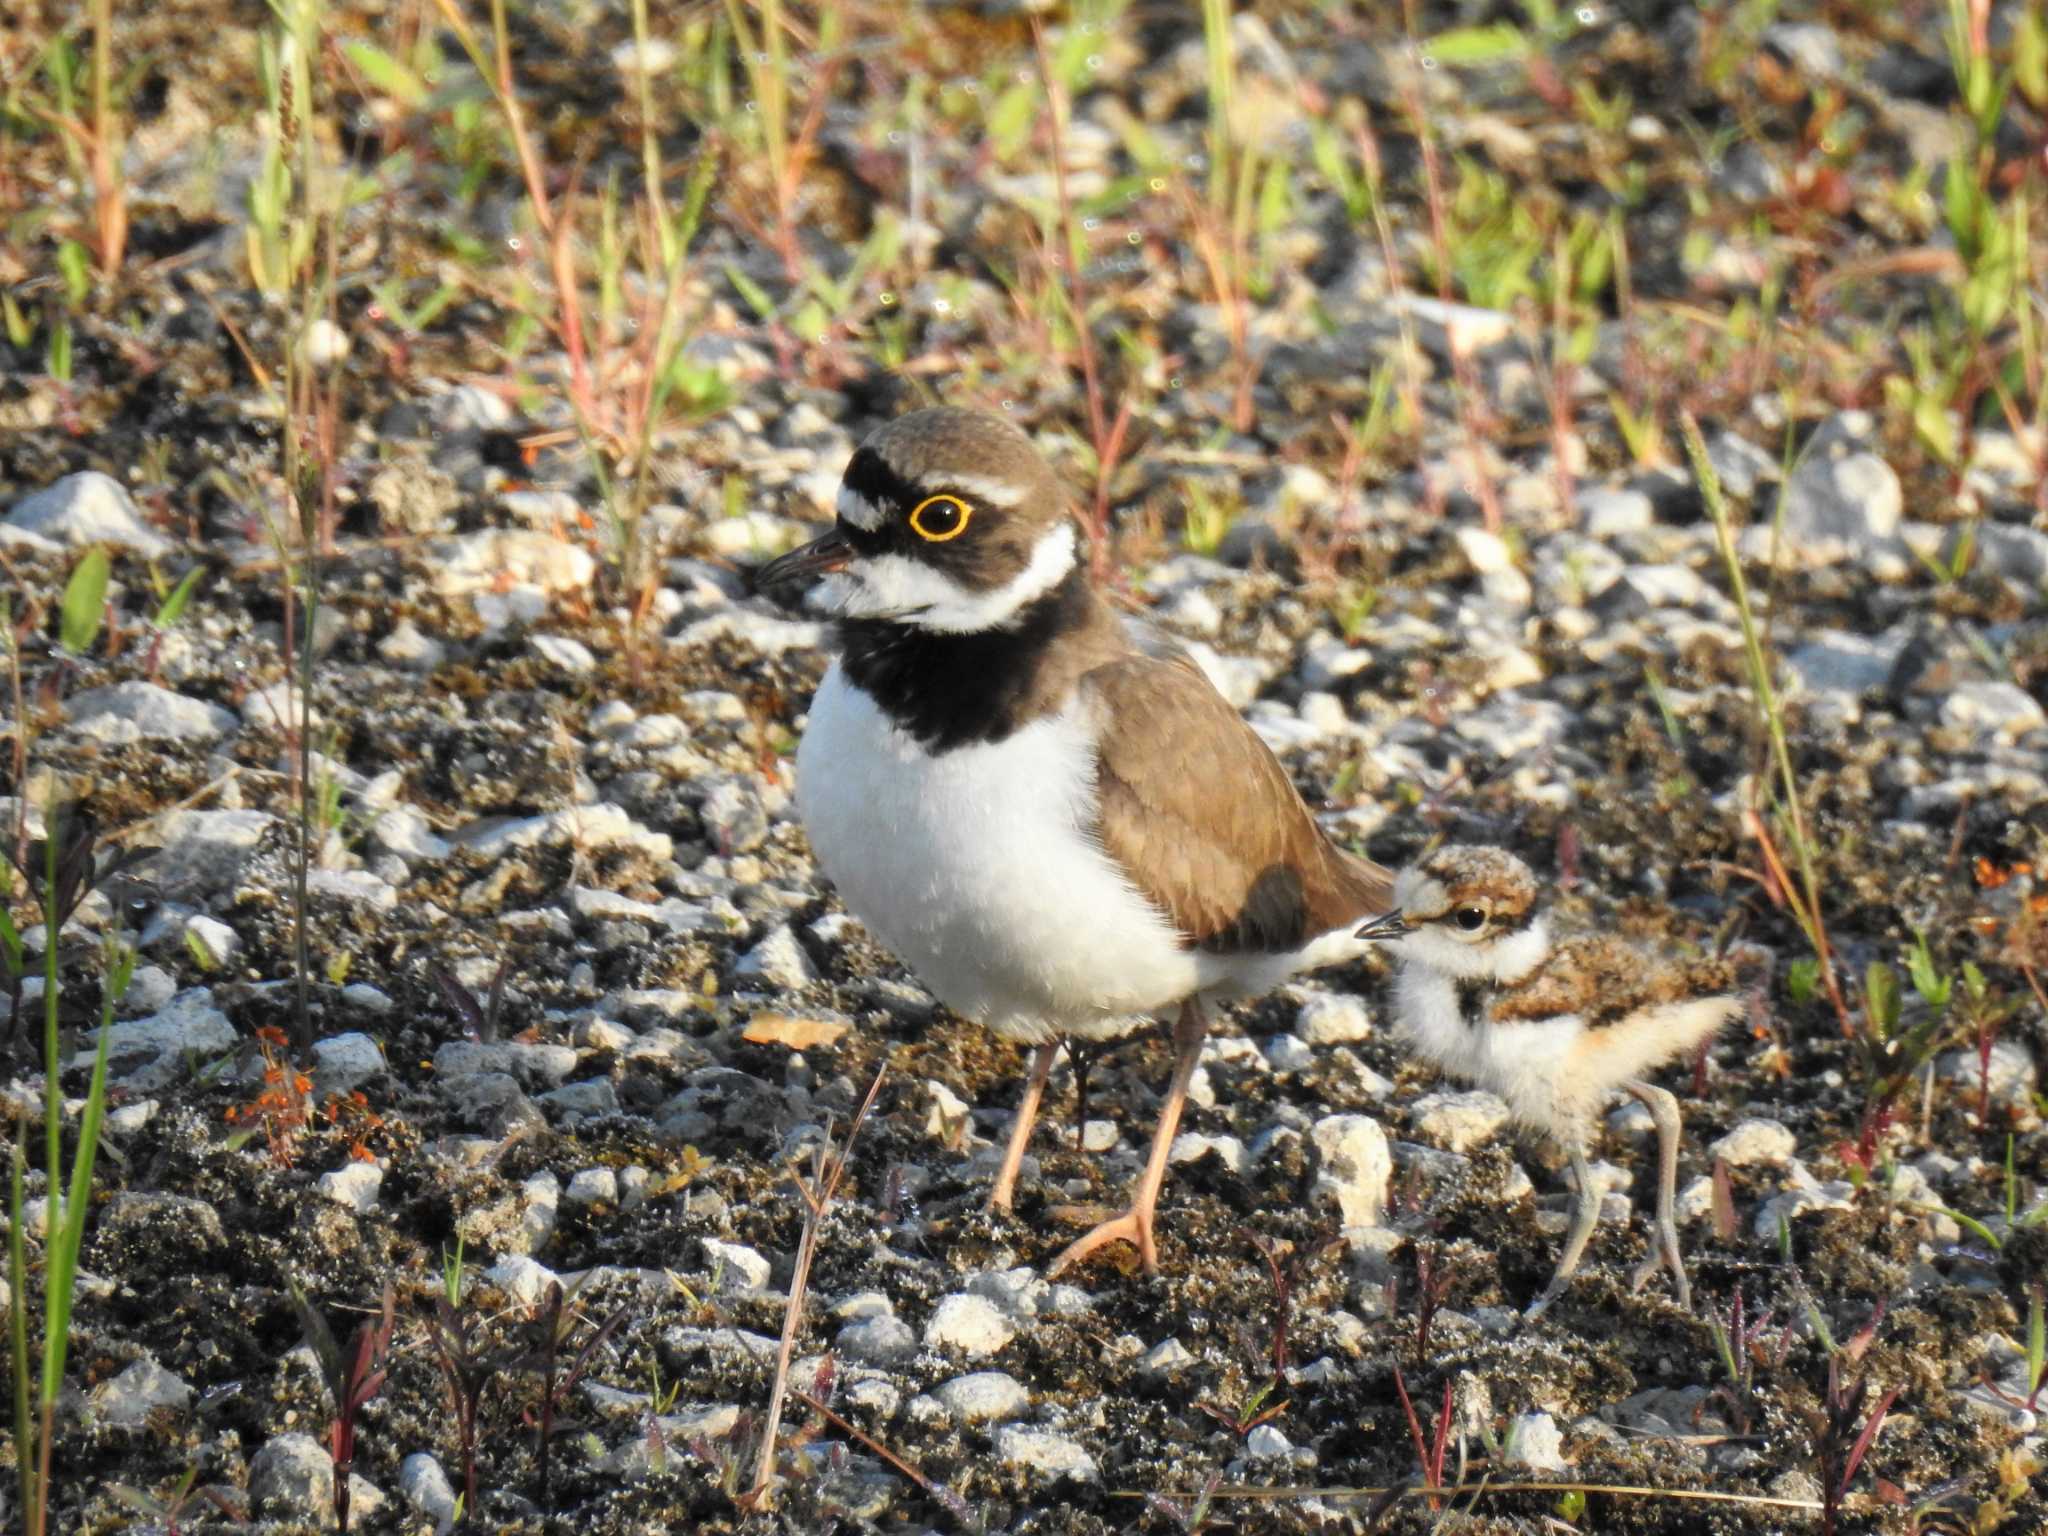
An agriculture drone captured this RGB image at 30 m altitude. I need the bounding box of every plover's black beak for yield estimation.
[756,527,853,590]
[1355,909,1409,941]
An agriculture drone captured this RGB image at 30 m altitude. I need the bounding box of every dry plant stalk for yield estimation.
[741,1063,888,1511]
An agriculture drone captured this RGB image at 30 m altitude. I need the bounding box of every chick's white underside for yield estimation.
[797,664,1364,1042]
[1394,955,1733,1139]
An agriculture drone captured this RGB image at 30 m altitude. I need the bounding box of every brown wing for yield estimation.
[1489,935,1735,1029]
[1084,652,1392,953]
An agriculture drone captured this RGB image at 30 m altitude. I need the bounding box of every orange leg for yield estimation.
[987,1041,1059,1214]
[1047,999,1206,1277]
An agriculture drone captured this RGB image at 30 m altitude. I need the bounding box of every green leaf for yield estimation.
[1864,961,1900,1040]
[56,240,91,308]
[60,547,110,655]
[152,566,203,630]
[1424,23,1530,65]
[42,985,116,1410]
[986,79,1038,163]
[1,291,30,350]
[1904,930,1950,1008]
[46,317,72,384]
[342,40,430,108]
[722,261,777,322]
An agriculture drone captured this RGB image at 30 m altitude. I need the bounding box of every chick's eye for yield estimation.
[1454,907,1486,931]
[908,494,971,542]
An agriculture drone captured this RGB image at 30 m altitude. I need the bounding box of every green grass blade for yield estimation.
[59,546,109,655]
[152,567,204,630]
[38,985,115,1408]
[11,1127,37,1531]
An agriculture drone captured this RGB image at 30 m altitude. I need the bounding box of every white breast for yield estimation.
[795,664,1205,1041]
[1393,966,1586,1138]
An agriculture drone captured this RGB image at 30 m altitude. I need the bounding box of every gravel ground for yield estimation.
[2,0,2046,1531]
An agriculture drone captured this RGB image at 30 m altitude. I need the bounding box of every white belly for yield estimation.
[1394,967,1585,1136]
[795,665,1204,1040]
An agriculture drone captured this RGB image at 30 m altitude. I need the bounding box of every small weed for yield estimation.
[740,1063,888,1510]
[1144,1471,1224,1534]
[426,1287,514,1517]
[516,1278,631,1505]
[1391,1366,1455,1509]
[287,1280,396,1536]
[109,1464,247,1533]
[1814,1355,1899,1536]
[1704,1287,1791,1434]
[223,1025,314,1166]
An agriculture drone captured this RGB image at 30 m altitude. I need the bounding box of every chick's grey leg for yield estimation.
[1526,1136,1602,1321]
[1623,1079,1690,1308]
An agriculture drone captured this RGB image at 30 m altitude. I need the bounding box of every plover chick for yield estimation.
[1357,845,1738,1317]
[758,406,1395,1277]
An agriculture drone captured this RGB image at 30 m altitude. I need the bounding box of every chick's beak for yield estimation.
[756,527,854,591]
[1355,909,1409,941]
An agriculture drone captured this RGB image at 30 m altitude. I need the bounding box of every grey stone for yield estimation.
[735,924,814,990]
[311,1033,387,1096]
[702,1238,773,1294]
[399,1453,458,1534]
[75,991,236,1089]
[249,1433,382,1522]
[934,1371,1030,1424]
[1580,486,1654,537]
[1411,1090,1511,1153]
[1940,682,2046,739]
[316,1162,384,1213]
[1505,1411,1569,1472]
[700,776,770,854]
[566,1167,619,1205]
[1310,1114,1390,1227]
[1140,1338,1197,1376]
[1780,412,1903,563]
[1245,1423,1293,1459]
[993,1425,1099,1482]
[1706,431,1779,500]
[924,1294,1015,1357]
[1937,1040,2037,1103]
[486,1255,562,1305]
[8,471,173,555]
[838,1314,918,1365]
[1295,990,1373,1043]
[531,633,597,674]
[1710,1118,1796,1167]
[1957,524,2048,586]
[183,914,240,968]
[93,1356,194,1427]
[429,530,594,598]
[151,810,277,893]
[66,682,236,745]
[539,1078,620,1119]
[1785,631,1907,696]
[307,869,399,910]
[1168,1132,1247,1173]
[249,1433,333,1516]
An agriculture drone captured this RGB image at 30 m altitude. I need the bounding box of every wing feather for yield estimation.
[1084,652,1392,953]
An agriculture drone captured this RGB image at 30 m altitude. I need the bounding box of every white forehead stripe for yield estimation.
[931,471,1027,508]
[836,486,884,531]
[819,521,1078,633]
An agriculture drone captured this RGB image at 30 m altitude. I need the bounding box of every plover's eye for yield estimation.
[1454,906,1486,931]
[908,494,971,542]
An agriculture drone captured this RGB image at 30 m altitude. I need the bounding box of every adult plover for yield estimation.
[759,406,1394,1275]
[1357,846,1738,1317]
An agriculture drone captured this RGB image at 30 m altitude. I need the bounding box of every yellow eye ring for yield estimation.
[908,494,972,542]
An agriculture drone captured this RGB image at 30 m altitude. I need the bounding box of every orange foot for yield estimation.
[1045,1205,1158,1276]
